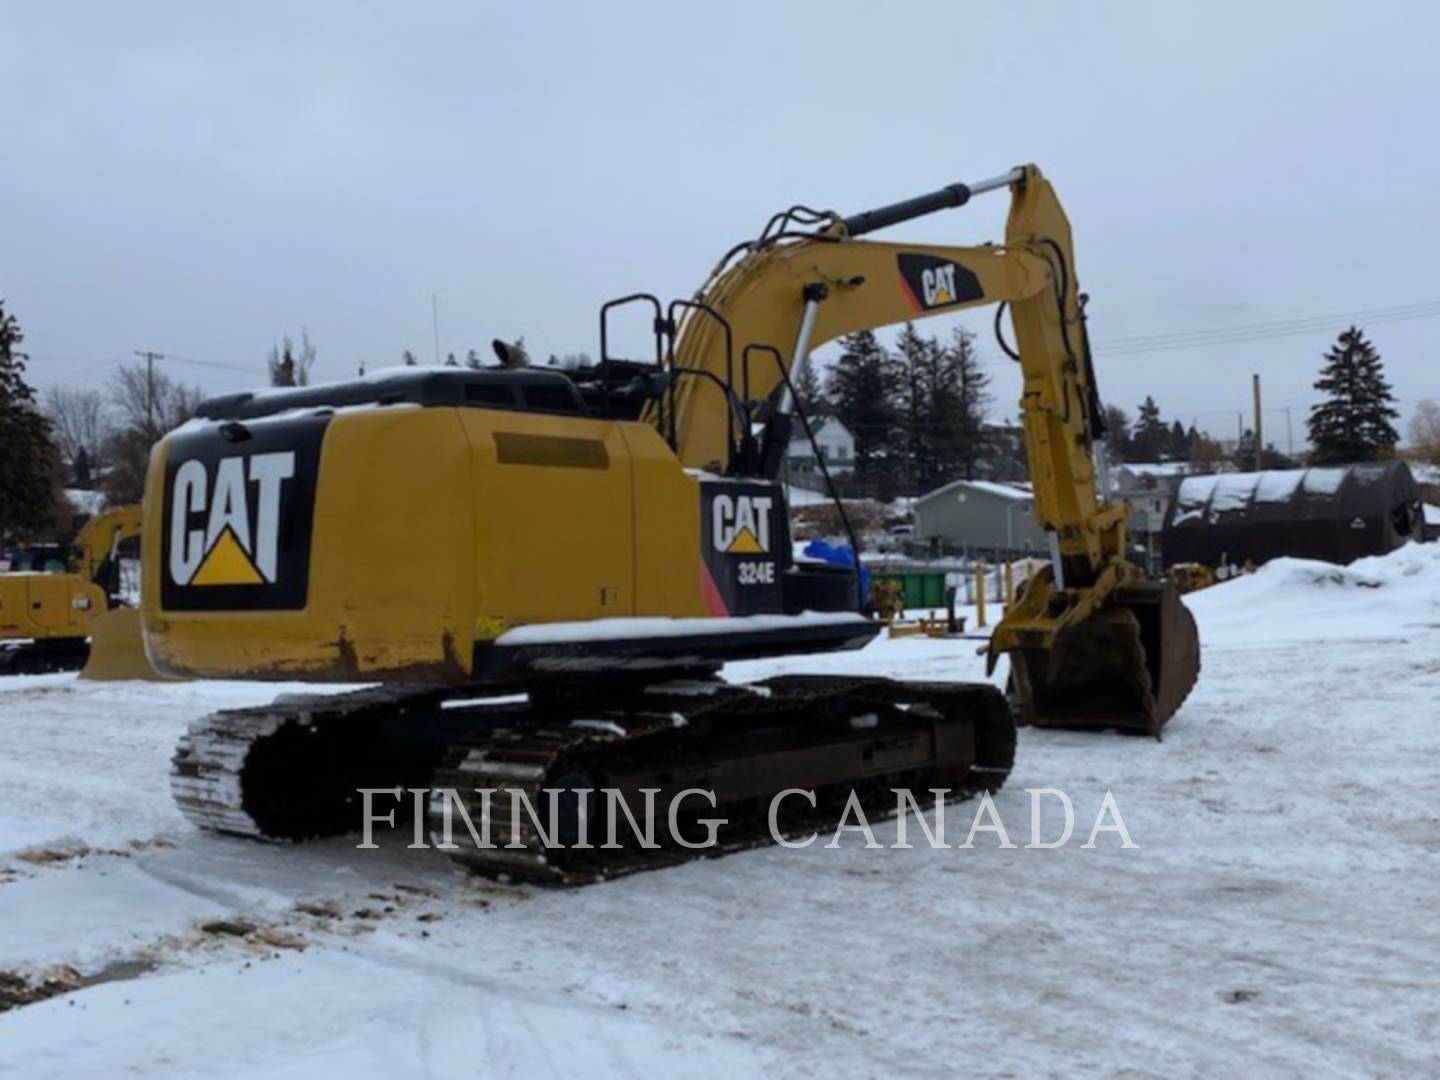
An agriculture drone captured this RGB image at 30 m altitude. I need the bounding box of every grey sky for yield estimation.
[4,1,1436,447]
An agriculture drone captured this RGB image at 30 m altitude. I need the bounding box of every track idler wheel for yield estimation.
[1009,580,1200,737]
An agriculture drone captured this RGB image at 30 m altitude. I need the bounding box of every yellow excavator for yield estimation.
[0,504,143,675]
[145,165,1199,882]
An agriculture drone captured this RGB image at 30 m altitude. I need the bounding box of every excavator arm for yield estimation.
[72,503,143,585]
[654,165,1199,733]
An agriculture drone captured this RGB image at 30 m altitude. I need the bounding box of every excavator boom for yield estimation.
[655,164,1199,733]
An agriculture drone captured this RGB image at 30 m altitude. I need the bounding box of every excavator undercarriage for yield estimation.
[172,674,1015,883]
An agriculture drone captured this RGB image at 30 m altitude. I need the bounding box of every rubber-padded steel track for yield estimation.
[170,676,1015,885]
[0,638,89,676]
[429,676,1015,884]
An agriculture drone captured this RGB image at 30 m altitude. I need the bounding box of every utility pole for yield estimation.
[134,350,165,434]
[1252,373,1263,470]
[1285,406,1293,457]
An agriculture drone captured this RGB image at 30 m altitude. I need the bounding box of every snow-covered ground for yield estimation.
[2,546,1439,1076]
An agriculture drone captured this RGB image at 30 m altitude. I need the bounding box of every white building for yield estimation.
[785,418,855,476]
[1110,462,1192,533]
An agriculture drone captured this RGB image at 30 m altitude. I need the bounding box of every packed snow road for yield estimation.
[1,546,1438,1077]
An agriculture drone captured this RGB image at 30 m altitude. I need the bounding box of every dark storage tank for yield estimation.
[1162,462,1422,569]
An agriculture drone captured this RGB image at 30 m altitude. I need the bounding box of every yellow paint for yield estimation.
[142,407,709,681]
[139,165,1193,701]
[725,527,764,554]
[191,527,264,586]
[0,504,140,645]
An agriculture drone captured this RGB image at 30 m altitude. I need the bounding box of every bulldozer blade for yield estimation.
[79,608,175,682]
[1008,580,1200,736]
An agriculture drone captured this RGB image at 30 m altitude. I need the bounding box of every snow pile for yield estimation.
[1186,540,1440,646]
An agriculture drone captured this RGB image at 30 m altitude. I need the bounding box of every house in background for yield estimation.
[912,478,1045,557]
[784,418,855,483]
[1110,461,1193,565]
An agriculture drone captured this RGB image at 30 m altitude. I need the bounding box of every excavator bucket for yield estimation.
[1008,580,1200,737]
[80,608,172,681]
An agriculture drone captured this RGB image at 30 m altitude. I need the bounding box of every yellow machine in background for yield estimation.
[1168,562,1216,595]
[0,504,142,675]
[146,165,1200,881]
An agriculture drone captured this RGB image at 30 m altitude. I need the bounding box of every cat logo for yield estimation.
[168,452,295,587]
[712,493,772,555]
[896,253,983,313]
[921,263,960,306]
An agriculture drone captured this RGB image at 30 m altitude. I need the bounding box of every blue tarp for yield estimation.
[802,539,869,598]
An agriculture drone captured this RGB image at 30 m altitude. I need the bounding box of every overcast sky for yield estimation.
[4,1,1437,447]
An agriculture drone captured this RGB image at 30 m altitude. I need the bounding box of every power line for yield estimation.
[161,352,255,375]
[1093,299,1440,356]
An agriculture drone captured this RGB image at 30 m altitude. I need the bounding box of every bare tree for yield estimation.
[102,362,204,503]
[1186,432,1226,475]
[1408,399,1440,465]
[43,385,112,477]
[109,362,202,438]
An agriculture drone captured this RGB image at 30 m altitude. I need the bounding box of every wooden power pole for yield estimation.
[134,350,166,435]
[1252,373,1263,471]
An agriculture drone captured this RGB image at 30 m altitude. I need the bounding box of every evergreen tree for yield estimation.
[402,350,419,366]
[268,341,297,386]
[1261,443,1296,470]
[1130,396,1169,461]
[791,354,829,420]
[893,323,936,490]
[828,330,904,486]
[0,302,64,542]
[1234,428,1258,471]
[940,325,991,483]
[73,445,93,488]
[1168,419,1189,458]
[1307,326,1398,463]
[465,349,483,370]
[1102,404,1131,462]
[267,331,315,386]
[446,352,459,366]
[885,324,993,492]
